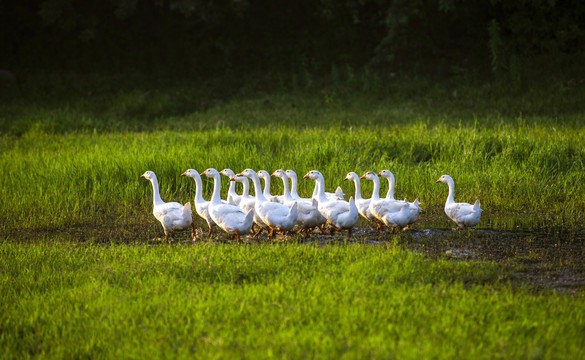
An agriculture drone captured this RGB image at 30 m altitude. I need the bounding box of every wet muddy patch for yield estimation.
[4,220,584,294]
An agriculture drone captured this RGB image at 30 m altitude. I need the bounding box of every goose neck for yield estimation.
[149,176,164,206]
[192,174,206,204]
[314,176,328,202]
[227,178,237,197]
[385,175,396,200]
[289,174,299,198]
[240,178,250,196]
[209,173,223,205]
[250,175,268,202]
[371,176,381,200]
[352,177,363,200]
[262,176,272,197]
[446,178,455,204]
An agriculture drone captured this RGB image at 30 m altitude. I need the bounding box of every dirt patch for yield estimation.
[4,220,584,294]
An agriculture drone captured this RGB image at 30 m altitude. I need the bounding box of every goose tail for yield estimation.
[334,186,345,200]
[473,199,482,211]
[183,202,192,216]
[243,209,255,229]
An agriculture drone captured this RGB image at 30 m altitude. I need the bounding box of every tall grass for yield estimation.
[1,240,584,358]
[1,120,584,234]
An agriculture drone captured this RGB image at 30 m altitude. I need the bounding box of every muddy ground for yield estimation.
[6,219,585,295]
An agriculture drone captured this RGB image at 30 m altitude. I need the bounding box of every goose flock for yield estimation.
[141,169,482,244]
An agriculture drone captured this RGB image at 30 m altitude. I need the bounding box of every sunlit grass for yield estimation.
[1,120,584,234]
[1,240,584,358]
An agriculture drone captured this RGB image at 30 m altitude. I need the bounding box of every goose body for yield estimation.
[239,169,298,237]
[304,170,358,237]
[273,169,326,236]
[141,171,194,244]
[377,201,411,229]
[378,170,421,227]
[181,169,215,235]
[436,174,482,229]
[363,171,407,231]
[200,168,254,241]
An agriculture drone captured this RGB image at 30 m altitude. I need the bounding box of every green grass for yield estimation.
[2,72,585,235]
[1,118,584,234]
[1,240,584,359]
[1,72,584,358]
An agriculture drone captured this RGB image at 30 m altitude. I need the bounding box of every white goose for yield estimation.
[375,199,411,231]
[343,172,379,226]
[238,169,298,237]
[304,170,358,237]
[181,169,215,235]
[200,168,254,241]
[272,169,326,237]
[257,170,281,203]
[141,171,194,244]
[219,168,243,206]
[378,170,421,228]
[364,171,404,231]
[436,174,482,229]
[228,173,266,236]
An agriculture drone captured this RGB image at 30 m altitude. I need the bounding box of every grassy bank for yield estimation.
[1,240,584,359]
[1,119,584,236]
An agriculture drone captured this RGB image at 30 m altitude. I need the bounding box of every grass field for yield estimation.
[2,240,584,359]
[1,71,584,358]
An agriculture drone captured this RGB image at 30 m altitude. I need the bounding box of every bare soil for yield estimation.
[5,219,585,294]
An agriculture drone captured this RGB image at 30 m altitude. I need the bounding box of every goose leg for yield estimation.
[347,228,352,239]
[164,233,169,246]
[208,227,213,236]
[235,230,241,242]
[253,227,264,238]
[191,223,196,239]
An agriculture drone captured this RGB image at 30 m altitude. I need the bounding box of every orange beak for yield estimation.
[229,177,236,182]
[376,172,382,176]
[303,173,310,179]
[180,171,187,177]
[359,174,366,179]
[343,177,348,181]
[200,171,206,176]
[236,172,244,177]
[435,179,441,183]
[140,174,145,178]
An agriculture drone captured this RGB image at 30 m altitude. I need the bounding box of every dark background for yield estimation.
[2,0,585,85]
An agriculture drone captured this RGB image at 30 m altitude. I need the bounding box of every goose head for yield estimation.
[378,170,395,180]
[257,170,271,180]
[200,168,220,178]
[271,169,287,179]
[237,169,258,179]
[435,174,454,184]
[285,170,298,180]
[180,169,200,178]
[343,172,359,182]
[219,169,236,178]
[361,171,378,181]
[303,170,323,180]
[141,170,156,180]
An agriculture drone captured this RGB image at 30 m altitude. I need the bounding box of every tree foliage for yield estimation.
[1,0,584,78]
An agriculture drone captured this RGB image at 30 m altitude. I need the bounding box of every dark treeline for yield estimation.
[2,0,585,81]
